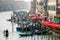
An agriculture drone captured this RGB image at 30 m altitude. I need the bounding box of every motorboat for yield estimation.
[16,27,30,32]
[32,29,48,35]
[19,32,33,37]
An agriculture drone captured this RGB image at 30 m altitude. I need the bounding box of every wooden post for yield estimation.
[12,20,14,32]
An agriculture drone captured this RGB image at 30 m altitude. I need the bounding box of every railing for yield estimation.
[24,34,60,40]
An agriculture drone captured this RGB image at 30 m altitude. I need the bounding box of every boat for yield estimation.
[32,29,41,35]
[16,20,34,32]
[16,27,30,32]
[32,29,48,35]
[19,32,33,37]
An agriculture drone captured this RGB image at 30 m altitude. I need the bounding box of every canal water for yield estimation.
[0,11,58,40]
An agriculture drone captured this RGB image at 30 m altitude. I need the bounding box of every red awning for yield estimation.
[48,23,60,29]
[29,14,35,17]
[31,16,38,20]
[39,16,46,19]
[41,21,60,29]
[41,21,50,25]
[31,16,42,20]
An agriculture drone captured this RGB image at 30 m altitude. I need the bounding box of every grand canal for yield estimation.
[0,11,59,40]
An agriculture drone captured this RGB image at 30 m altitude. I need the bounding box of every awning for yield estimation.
[31,16,42,20]
[41,21,60,29]
[29,14,35,17]
[39,16,46,19]
[31,16,46,20]
[31,16,38,20]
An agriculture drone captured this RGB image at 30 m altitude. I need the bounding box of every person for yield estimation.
[3,29,9,37]
[6,30,9,37]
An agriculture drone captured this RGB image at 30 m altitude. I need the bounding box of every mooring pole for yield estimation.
[11,14,14,32]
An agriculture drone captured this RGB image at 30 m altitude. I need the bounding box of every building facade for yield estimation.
[47,0,56,21]
[56,0,60,18]
[36,0,45,16]
[31,0,60,21]
[30,1,34,13]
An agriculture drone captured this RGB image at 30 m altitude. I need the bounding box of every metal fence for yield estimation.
[25,34,60,40]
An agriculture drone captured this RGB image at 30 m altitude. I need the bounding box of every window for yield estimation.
[48,0,56,2]
[47,6,56,11]
[58,3,60,6]
[39,1,44,5]
[57,9,60,14]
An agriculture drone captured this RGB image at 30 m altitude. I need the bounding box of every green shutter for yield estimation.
[53,19,60,23]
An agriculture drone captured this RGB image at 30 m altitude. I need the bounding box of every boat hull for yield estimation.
[16,27,30,32]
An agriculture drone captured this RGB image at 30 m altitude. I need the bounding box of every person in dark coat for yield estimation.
[3,29,9,37]
[6,30,9,37]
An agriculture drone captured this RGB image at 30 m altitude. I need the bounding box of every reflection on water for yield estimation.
[0,11,58,40]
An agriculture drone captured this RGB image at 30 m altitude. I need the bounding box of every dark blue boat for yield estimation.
[16,27,30,32]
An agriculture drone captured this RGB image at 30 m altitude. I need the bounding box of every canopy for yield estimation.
[39,16,46,19]
[31,16,46,20]
[29,14,35,17]
[31,16,38,20]
[41,21,60,29]
[31,16,42,20]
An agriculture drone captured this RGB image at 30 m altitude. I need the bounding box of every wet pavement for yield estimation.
[0,11,59,40]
